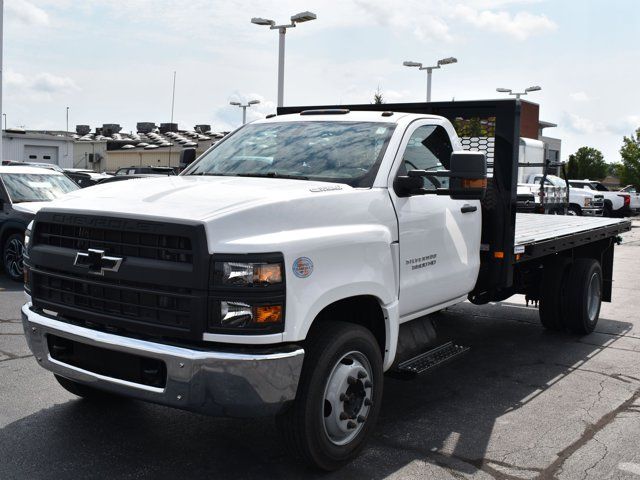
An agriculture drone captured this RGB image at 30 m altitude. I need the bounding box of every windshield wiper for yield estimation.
[235,172,309,180]
[192,172,231,176]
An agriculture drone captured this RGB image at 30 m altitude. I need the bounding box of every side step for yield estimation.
[396,341,469,375]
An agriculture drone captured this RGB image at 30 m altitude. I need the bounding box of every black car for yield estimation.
[0,166,79,281]
[64,169,113,188]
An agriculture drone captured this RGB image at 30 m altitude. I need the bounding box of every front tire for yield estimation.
[567,205,582,216]
[3,233,25,282]
[277,321,383,471]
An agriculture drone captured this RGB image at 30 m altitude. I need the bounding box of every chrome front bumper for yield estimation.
[22,304,304,417]
[583,207,603,216]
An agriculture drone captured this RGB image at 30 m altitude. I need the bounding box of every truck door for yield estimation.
[389,122,482,319]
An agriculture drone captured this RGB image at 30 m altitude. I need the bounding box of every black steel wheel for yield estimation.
[539,257,572,331]
[564,259,602,335]
[3,233,25,282]
[277,321,383,471]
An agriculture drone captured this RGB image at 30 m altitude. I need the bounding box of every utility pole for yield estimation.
[0,1,4,163]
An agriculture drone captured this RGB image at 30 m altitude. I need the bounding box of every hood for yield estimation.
[11,201,52,216]
[43,175,356,222]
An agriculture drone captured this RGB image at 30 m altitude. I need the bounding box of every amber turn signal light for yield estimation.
[255,305,283,324]
[462,178,487,189]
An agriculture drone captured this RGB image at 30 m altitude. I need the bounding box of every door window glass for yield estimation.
[400,125,453,190]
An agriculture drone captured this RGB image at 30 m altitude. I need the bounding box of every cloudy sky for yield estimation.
[4,0,639,163]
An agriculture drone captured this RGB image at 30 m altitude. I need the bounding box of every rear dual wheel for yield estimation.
[539,258,602,334]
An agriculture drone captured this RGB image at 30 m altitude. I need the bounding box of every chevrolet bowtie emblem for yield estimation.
[74,249,123,275]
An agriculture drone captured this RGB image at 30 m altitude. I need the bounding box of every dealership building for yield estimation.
[2,122,225,172]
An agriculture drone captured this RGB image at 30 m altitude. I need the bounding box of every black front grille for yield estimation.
[35,221,193,264]
[29,211,210,341]
[33,269,193,331]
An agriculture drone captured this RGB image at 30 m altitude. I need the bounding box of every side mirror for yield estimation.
[448,151,487,200]
[179,148,197,168]
[393,175,424,197]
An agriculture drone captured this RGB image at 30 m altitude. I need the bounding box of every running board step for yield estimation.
[396,342,469,375]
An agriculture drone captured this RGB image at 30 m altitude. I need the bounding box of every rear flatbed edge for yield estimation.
[513,213,631,263]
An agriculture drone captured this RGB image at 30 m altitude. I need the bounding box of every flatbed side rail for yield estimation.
[515,220,631,263]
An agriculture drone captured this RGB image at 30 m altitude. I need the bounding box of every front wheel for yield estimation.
[277,321,383,471]
[3,233,25,282]
[567,205,582,216]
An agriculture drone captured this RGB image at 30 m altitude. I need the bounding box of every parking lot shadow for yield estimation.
[0,304,633,479]
[0,275,23,292]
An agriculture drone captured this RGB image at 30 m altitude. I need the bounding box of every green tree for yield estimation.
[619,127,640,188]
[566,147,608,180]
[372,86,384,104]
[608,162,622,177]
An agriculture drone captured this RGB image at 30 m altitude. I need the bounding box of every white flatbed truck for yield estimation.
[21,99,631,470]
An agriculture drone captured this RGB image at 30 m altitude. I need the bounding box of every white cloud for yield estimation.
[5,70,79,101]
[6,0,49,26]
[563,113,605,135]
[608,115,640,135]
[455,5,557,40]
[569,91,590,102]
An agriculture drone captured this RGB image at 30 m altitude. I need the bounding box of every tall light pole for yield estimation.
[403,57,457,102]
[230,99,261,125]
[251,11,317,108]
[496,86,541,99]
[0,0,4,163]
[65,106,70,162]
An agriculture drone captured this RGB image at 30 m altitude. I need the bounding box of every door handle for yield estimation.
[461,204,477,213]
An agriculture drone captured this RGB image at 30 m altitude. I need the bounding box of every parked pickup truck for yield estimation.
[21,100,631,470]
[524,174,604,216]
[518,174,567,215]
[619,185,640,213]
[569,179,631,217]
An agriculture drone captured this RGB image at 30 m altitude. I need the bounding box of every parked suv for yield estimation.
[0,166,79,281]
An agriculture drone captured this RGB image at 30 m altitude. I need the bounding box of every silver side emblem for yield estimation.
[74,249,123,276]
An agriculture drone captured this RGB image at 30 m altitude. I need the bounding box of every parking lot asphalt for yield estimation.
[1,221,640,479]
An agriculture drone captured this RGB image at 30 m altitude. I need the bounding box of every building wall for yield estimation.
[2,134,75,168]
[103,142,215,172]
[74,141,108,170]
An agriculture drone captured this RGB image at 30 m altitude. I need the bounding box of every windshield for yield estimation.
[543,175,566,187]
[1,173,79,203]
[184,121,396,187]
[570,182,594,190]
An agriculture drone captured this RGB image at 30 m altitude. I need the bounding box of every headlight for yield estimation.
[584,197,592,207]
[24,220,33,250]
[208,254,286,334]
[214,260,283,287]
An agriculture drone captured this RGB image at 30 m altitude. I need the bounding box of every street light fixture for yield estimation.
[403,56,458,102]
[496,86,542,99]
[251,11,317,108]
[230,99,261,125]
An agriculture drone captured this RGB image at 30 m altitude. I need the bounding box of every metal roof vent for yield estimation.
[76,125,91,135]
[137,122,156,134]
